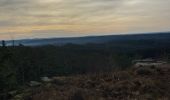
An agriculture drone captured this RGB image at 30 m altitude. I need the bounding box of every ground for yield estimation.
[10,64,170,100]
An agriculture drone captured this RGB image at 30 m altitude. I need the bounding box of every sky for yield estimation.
[0,0,170,40]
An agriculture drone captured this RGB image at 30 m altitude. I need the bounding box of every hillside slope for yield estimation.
[10,64,170,100]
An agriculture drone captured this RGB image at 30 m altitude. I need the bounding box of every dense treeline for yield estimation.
[0,39,170,96]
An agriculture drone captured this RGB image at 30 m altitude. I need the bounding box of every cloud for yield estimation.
[0,0,170,40]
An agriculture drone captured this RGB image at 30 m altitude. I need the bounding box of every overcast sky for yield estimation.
[0,0,170,40]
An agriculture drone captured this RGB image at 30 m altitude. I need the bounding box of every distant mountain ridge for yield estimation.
[6,32,170,46]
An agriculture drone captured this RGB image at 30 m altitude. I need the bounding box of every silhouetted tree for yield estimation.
[1,40,6,47]
[19,43,24,46]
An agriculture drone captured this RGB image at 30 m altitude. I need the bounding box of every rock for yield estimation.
[13,94,24,100]
[29,81,41,87]
[8,90,18,96]
[41,77,52,82]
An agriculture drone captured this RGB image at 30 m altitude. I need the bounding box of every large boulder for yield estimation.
[29,81,41,87]
[41,77,52,82]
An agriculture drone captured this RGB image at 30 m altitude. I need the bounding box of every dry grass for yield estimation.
[11,64,170,100]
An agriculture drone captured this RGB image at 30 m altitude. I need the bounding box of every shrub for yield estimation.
[70,89,85,100]
[135,67,154,75]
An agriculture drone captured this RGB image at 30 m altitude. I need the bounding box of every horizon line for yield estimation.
[1,31,170,41]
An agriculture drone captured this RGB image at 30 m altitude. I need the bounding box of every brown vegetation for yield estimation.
[10,64,170,100]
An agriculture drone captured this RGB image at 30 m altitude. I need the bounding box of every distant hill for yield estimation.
[6,32,170,46]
